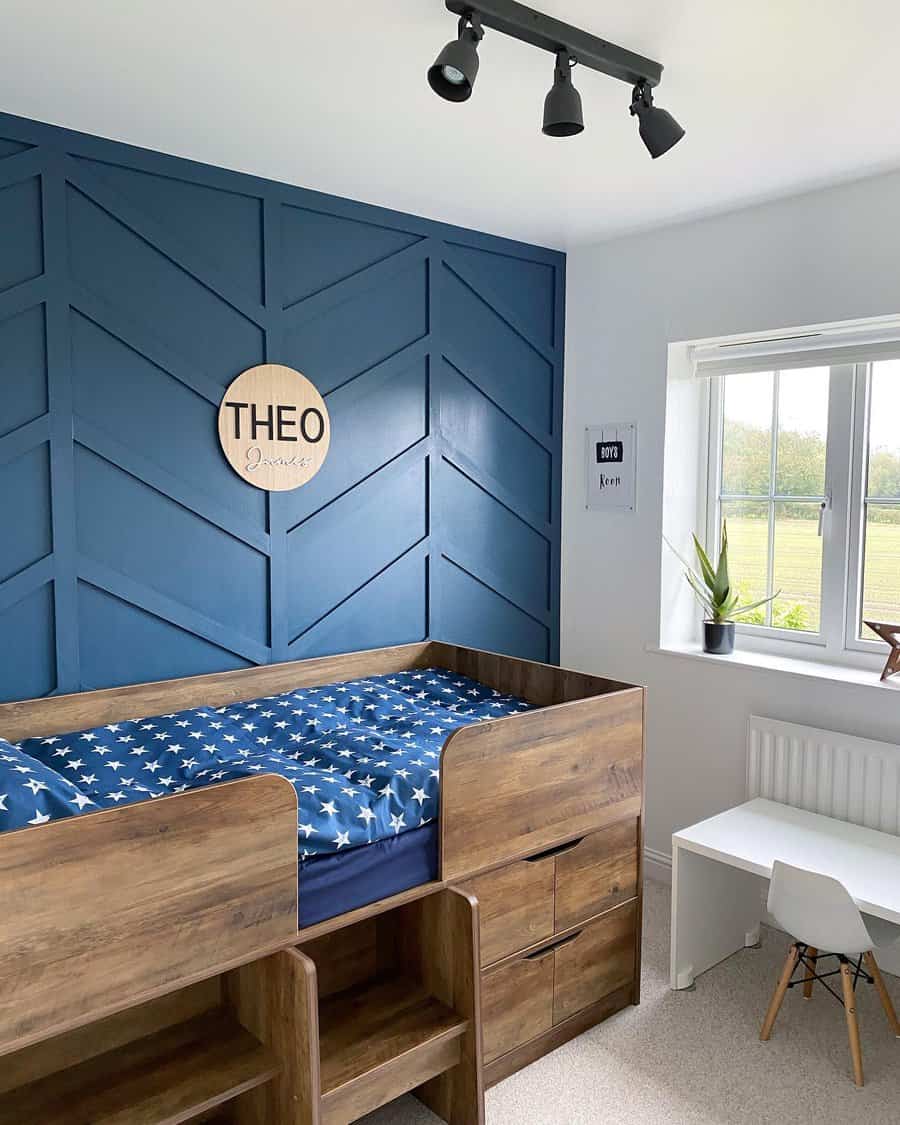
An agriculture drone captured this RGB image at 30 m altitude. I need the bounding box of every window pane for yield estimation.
[866,361,900,499]
[772,502,822,632]
[860,503,900,638]
[721,500,769,624]
[721,371,773,496]
[775,367,829,496]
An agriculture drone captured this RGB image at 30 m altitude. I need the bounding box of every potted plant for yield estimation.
[667,521,779,654]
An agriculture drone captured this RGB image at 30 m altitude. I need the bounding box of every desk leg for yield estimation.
[671,844,762,990]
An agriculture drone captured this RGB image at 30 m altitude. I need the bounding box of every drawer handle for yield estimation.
[523,837,585,863]
[524,930,582,960]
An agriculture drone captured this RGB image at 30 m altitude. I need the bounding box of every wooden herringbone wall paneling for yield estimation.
[0,114,564,700]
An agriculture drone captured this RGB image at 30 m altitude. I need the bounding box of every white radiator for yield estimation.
[747,715,900,836]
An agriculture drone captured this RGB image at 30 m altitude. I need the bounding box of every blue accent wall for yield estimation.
[0,112,565,701]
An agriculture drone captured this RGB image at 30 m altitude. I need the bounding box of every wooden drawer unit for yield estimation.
[554,819,638,933]
[481,947,555,1063]
[462,854,556,966]
[553,900,637,1024]
[460,818,639,967]
[481,901,637,1065]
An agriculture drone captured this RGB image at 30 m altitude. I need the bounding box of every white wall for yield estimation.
[561,169,900,869]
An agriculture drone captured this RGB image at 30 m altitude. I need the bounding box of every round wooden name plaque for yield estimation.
[218,364,331,491]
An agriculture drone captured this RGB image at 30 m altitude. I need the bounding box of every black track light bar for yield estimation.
[443,0,663,88]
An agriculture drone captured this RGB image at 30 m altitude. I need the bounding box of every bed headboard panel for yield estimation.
[0,775,299,1057]
[0,642,432,743]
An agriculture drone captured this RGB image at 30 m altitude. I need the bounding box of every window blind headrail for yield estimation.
[691,325,900,378]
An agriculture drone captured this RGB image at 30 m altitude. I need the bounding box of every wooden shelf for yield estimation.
[0,1009,278,1125]
[318,975,467,1123]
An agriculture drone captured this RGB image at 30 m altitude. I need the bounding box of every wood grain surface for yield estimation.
[440,686,644,881]
[552,901,637,1024]
[0,1008,277,1125]
[0,776,299,1056]
[458,856,555,967]
[554,819,638,933]
[0,644,432,741]
[227,949,321,1125]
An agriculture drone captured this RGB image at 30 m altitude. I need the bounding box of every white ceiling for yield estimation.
[2,0,900,249]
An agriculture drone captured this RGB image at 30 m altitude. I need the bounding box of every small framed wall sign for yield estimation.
[218,364,331,491]
[585,423,636,511]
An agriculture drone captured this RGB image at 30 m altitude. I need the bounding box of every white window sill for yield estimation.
[647,641,900,693]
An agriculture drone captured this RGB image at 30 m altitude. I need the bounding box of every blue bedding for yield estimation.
[0,740,93,829]
[3,668,532,860]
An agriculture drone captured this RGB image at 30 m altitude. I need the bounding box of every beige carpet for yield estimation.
[360,879,900,1125]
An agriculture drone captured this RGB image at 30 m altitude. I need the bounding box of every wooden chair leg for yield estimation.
[803,947,818,999]
[840,960,864,1087]
[760,944,800,1041]
[864,951,900,1037]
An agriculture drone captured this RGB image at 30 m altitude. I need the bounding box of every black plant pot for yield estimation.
[704,621,735,655]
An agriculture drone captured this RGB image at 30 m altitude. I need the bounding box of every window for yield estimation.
[707,357,900,662]
[853,361,900,643]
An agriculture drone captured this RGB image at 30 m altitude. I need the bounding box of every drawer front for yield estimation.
[481,951,554,1062]
[460,857,555,967]
[553,900,637,1025]
[554,819,638,933]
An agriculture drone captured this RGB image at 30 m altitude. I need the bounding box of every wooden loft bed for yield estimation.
[0,641,644,1123]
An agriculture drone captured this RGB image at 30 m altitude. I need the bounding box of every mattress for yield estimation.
[3,666,532,922]
[298,822,438,927]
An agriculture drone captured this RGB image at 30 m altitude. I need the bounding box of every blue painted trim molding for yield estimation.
[0,111,565,700]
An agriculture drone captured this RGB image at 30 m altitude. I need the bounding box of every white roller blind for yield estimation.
[691,322,900,377]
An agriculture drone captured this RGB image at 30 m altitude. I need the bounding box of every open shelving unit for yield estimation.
[0,1009,277,1125]
[278,885,484,1125]
[0,888,483,1125]
[319,975,467,1122]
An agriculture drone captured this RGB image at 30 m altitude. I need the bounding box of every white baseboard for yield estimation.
[644,845,672,885]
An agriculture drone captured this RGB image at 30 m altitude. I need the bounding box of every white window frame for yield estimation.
[845,363,900,657]
[705,358,893,669]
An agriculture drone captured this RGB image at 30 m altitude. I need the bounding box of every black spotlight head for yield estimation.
[630,82,685,158]
[428,15,483,103]
[542,51,584,137]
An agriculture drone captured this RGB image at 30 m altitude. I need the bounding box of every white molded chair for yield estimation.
[759,860,900,1087]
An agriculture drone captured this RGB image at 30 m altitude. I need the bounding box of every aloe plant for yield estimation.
[667,521,780,624]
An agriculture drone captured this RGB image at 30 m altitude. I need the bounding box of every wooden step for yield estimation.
[318,975,467,1124]
[0,1008,278,1125]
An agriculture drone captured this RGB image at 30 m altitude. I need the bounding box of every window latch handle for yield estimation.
[818,491,831,537]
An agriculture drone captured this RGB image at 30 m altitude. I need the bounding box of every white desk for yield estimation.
[670,798,900,989]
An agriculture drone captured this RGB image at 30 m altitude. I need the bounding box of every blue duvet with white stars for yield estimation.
[1,668,531,858]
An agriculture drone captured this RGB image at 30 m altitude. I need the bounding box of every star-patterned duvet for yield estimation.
[1,667,532,859]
